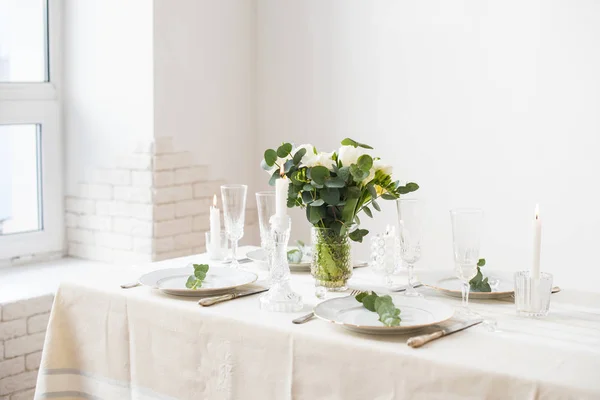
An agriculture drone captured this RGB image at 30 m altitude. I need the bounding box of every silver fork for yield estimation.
[292,289,361,324]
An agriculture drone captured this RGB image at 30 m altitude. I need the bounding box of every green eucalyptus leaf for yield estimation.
[303,183,313,191]
[341,138,374,150]
[324,177,346,188]
[194,264,209,273]
[284,159,295,173]
[301,191,314,204]
[357,154,373,172]
[310,166,330,185]
[268,170,279,186]
[349,164,369,182]
[185,276,197,289]
[363,206,373,218]
[292,148,307,164]
[260,159,272,171]
[405,182,420,192]
[381,193,397,200]
[372,200,381,212]
[355,291,369,303]
[337,166,350,181]
[367,184,377,199]
[277,143,293,158]
[264,149,277,166]
[349,228,369,243]
[361,293,378,312]
[307,206,326,224]
[310,199,325,206]
[321,187,340,205]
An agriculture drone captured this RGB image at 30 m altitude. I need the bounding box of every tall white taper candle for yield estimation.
[275,164,289,219]
[209,194,221,254]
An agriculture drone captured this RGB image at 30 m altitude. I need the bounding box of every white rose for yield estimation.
[337,145,368,167]
[303,151,335,168]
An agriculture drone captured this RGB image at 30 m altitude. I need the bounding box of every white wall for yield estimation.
[257,0,600,291]
[154,0,258,243]
[63,0,154,194]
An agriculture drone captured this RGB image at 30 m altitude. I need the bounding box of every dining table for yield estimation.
[35,246,600,399]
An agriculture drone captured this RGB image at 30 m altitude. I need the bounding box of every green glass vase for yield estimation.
[311,227,353,292]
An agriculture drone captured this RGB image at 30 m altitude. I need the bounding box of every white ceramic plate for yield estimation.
[246,248,368,272]
[420,270,515,299]
[139,266,258,297]
[314,294,454,334]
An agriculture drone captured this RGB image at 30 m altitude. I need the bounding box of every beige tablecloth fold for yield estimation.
[35,251,600,399]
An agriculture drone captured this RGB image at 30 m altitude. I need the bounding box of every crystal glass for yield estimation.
[514,271,553,317]
[259,215,303,312]
[397,199,423,297]
[370,231,398,288]
[255,191,276,250]
[450,208,484,315]
[220,184,247,268]
[204,231,229,261]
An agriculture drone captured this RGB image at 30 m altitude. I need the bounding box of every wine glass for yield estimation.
[396,199,423,297]
[255,191,276,251]
[220,184,248,267]
[450,208,484,316]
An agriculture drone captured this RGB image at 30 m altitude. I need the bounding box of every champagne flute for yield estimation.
[255,191,276,251]
[450,208,484,316]
[396,199,423,297]
[220,184,248,268]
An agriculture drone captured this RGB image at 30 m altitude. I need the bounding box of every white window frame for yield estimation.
[0,0,63,262]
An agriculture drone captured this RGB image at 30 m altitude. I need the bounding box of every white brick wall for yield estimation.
[0,295,54,399]
[65,135,258,264]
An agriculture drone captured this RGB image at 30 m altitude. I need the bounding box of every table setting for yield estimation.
[35,138,600,399]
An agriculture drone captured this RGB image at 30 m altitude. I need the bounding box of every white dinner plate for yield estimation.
[139,266,258,297]
[246,248,369,272]
[420,270,515,299]
[314,294,454,334]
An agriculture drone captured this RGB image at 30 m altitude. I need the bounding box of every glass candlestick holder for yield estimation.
[259,215,303,312]
[514,271,553,317]
[205,231,229,261]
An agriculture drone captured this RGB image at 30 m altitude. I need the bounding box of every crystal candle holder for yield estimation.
[204,231,229,261]
[514,271,553,317]
[259,215,303,312]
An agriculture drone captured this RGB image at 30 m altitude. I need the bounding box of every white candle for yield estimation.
[209,194,221,253]
[275,164,289,218]
[532,204,542,279]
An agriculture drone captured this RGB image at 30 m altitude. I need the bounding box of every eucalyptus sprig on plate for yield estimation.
[356,291,402,327]
[185,264,209,290]
[469,258,491,292]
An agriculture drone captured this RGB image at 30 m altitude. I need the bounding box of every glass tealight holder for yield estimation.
[205,231,229,261]
[514,271,553,317]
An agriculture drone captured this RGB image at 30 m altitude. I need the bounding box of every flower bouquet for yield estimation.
[262,138,418,291]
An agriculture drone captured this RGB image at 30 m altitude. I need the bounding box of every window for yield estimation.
[0,0,62,261]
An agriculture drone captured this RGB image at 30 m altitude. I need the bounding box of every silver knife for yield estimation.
[407,318,483,348]
[198,287,268,306]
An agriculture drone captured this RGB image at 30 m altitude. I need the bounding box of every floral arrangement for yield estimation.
[262,138,419,242]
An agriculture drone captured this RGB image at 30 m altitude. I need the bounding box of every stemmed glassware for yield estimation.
[396,199,423,297]
[450,208,484,316]
[255,191,276,251]
[220,184,248,268]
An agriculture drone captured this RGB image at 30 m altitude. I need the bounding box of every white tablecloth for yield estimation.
[36,247,600,399]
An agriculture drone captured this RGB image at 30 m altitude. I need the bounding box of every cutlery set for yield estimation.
[120,271,562,347]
